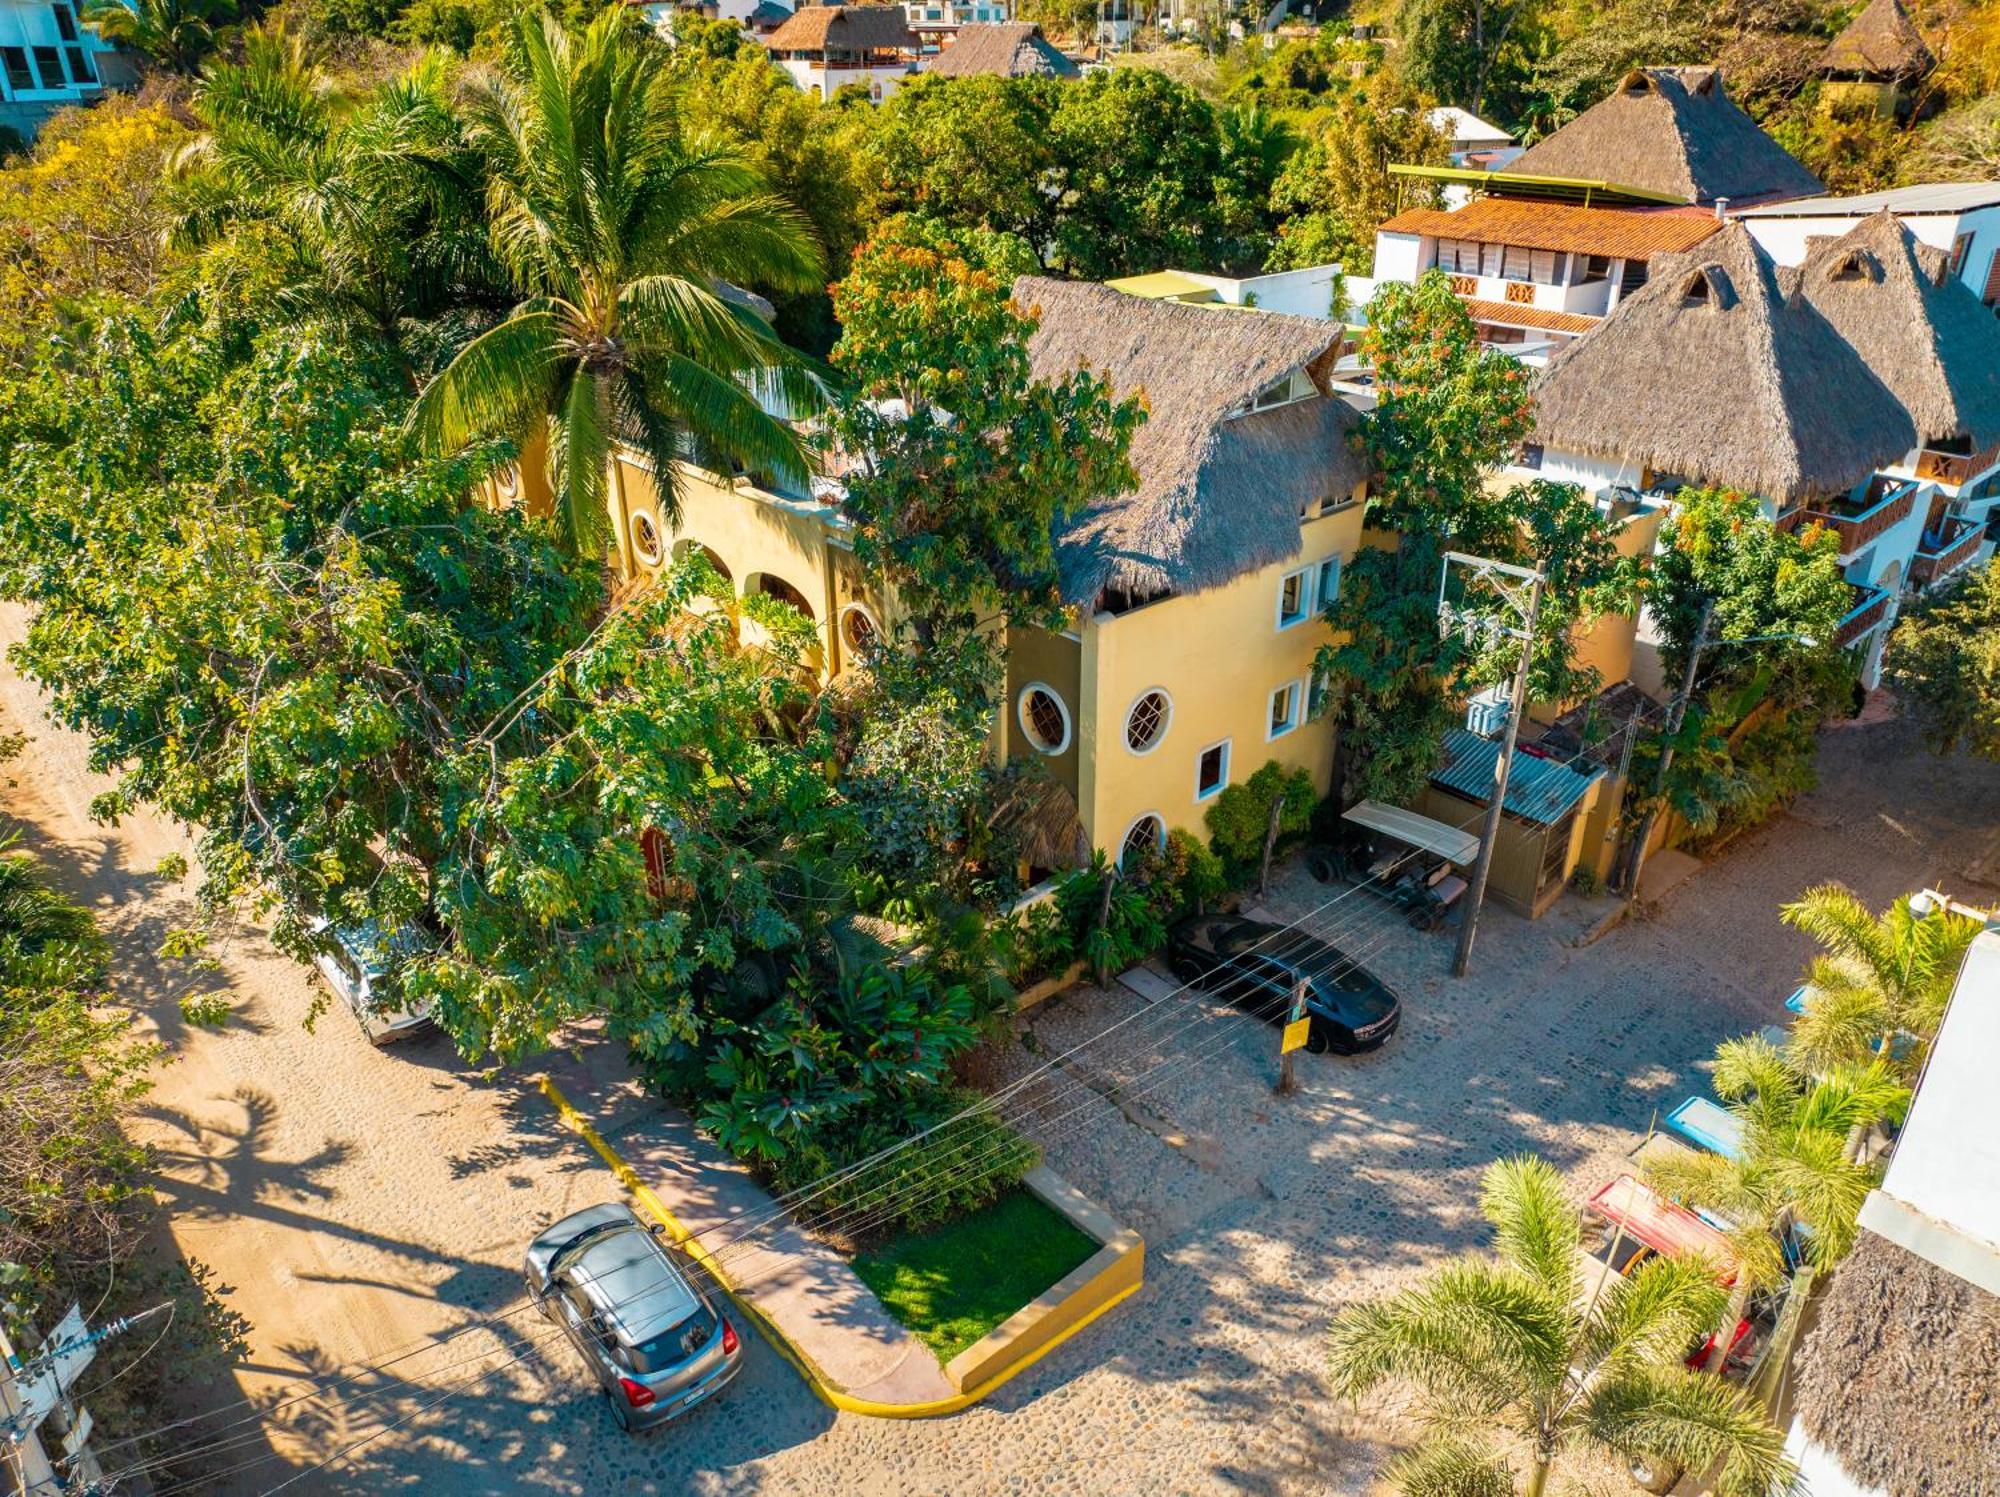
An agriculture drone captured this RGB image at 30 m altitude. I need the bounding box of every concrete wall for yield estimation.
[1070,496,1365,854]
[1005,627,1083,799]
[1745,205,2000,299]
[1372,231,1427,284]
[942,1165,1143,1393]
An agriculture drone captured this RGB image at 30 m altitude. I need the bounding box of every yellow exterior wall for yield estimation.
[1064,498,1366,853]
[1006,628,1084,799]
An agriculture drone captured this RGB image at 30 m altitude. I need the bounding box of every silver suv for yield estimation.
[524,1203,742,1431]
[308,917,435,1045]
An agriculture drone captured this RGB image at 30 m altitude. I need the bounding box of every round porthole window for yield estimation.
[1124,688,1172,754]
[1017,683,1072,756]
[629,511,665,567]
[1119,813,1166,870]
[840,602,881,655]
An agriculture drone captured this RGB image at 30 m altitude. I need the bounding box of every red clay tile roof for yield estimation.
[1460,299,1600,335]
[1379,197,1725,262]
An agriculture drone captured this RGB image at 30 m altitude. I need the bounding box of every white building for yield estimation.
[1739,182,2000,306]
[1425,105,1518,170]
[901,0,1009,53]
[0,0,116,140]
[1783,915,2000,1496]
[760,3,917,100]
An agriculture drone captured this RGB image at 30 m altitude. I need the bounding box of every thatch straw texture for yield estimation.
[1819,0,1934,79]
[764,4,913,51]
[1793,1230,2000,1495]
[1015,276,1367,604]
[923,22,1078,77]
[1505,67,1822,206]
[1529,222,1914,503]
[1795,209,2000,450]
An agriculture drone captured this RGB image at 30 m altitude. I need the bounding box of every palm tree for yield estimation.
[1643,1035,1907,1375]
[1329,1156,1795,1497]
[1780,885,1980,1080]
[83,0,235,73]
[409,7,826,560]
[168,28,504,377]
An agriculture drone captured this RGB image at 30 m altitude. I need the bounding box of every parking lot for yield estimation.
[7,586,1996,1497]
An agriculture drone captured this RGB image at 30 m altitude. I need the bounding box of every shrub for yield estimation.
[1204,761,1317,867]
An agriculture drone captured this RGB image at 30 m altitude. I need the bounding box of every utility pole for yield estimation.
[1275,975,1308,1096]
[0,1322,58,1497]
[1620,597,1713,899]
[1438,551,1546,980]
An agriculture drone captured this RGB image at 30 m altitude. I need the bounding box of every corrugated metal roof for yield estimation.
[1431,728,1601,825]
[1736,182,2000,217]
[1379,198,1725,261]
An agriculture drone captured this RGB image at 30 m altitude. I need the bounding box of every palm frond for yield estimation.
[1479,1154,1581,1304]
[552,366,613,561]
[1382,1435,1514,1497]
[1580,1251,1727,1374]
[1579,1364,1798,1497]
[407,310,563,455]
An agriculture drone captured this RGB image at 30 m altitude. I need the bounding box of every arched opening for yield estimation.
[747,573,816,620]
[671,539,732,586]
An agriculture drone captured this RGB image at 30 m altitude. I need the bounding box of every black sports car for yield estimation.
[1165,914,1402,1054]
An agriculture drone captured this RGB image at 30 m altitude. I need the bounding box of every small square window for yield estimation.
[1195,739,1230,801]
[31,45,63,90]
[1,48,31,93]
[1315,556,1340,611]
[65,45,92,84]
[1276,567,1310,629]
[1268,681,1301,739]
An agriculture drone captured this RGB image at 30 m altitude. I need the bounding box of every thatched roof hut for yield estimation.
[1795,210,2000,450]
[1528,222,1915,504]
[924,22,1079,78]
[1504,67,1822,206]
[1014,276,1369,605]
[1792,1230,2000,1494]
[1819,0,1935,80]
[763,3,914,52]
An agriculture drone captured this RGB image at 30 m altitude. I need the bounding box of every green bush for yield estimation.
[1204,761,1317,866]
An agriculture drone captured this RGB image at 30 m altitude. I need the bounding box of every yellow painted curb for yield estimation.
[538,1074,1139,1419]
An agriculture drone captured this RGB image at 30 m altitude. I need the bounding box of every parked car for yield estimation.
[307,917,436,1045]
[1165,914,1402,1053]
[524,1203,742,1431]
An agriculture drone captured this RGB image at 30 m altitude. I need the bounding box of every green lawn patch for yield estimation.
[850,1186,1100,1364]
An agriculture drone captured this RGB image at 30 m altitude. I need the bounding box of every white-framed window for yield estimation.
[1194,738,1231,801]
[839,601,881,655]
[1244,368,1317,415]
[1277,566,1312,629]
[1267,679,1303,739]
[1124,688,1173,755]
[1117,812,1166,870]
[629,509,665,567]
[1016,682,1072,756]
[1314,555,1341,611]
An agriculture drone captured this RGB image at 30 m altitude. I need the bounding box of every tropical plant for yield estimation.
[1643,1035,1907,1375]
[1329,1156,1796,1497]
[1885,557,2000,761]
[84,0,236,73]
[1205,761,1316,868]
[1267,74,1450,275]
[1780,885,1982,1081]
[409,7,827,559]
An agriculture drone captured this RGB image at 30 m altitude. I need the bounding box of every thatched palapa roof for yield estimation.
[763,3,914,52]
[1793,1231,2000,1494]
[924,22,1079,78]
[1819,0,1935,80]
[1015,276,1368,604]
[1529,221,1915,503]
[1795,209,2000,449]
[1505,67,1822,206]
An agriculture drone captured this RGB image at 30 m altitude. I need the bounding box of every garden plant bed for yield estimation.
[851,1185,1101,1363]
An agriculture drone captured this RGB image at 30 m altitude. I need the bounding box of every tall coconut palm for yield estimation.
[1780,885,1980,1080]
[169,28,503,377]
[1643,1035,1907,1376]
[408,7,827,560]
[84,0,235,74]
[1329,1156,1795,1497]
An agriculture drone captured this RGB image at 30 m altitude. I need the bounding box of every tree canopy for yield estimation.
[1885,557,2000,761]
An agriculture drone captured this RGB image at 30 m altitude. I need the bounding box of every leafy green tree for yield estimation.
[869,75,1059,253]
[409,7,827,558]
[1885,557,2000,760]
[169,30,504,379]
[1329,1156,1796,1497]
[828,217,1141,649]
[1204,761,1315,866]
[1272,73,1448,274]
[1643,1035,1906,1375]
[84,0,236,72]
[1396,0,1540,116]
[1780,885,1982,1082]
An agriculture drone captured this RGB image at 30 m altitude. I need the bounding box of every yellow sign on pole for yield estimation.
[1281,1017,1313,1055]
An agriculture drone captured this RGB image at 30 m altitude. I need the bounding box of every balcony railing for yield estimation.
[1915,438,2000,486]
[1799,481,1917,556]
[1835,586,1894,648]
[1910,519,1985,588]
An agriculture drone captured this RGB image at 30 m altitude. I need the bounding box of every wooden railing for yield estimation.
[1799,482,1916,555]
[1910,521,1985,587]
[1915,439,2000,486]
[1835,587,1893,647]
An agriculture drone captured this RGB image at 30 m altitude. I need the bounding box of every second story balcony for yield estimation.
[1798,478,1918,559]
[1835,585,1894,648]
[1914,436,2000,488]
[1910,517,1986,589]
